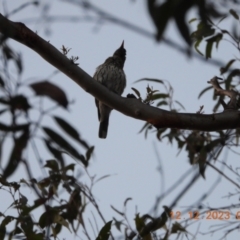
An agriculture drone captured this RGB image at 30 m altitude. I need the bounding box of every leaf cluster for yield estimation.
[191,10,240,112]
[135,11,240,179]
[0,38,97,239]
[0,159,89,239]
[147,0,225,46]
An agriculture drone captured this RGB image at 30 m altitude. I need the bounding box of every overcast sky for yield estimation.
[1,1,240,239]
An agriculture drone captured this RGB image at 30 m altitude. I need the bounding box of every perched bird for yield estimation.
[94,41,126,139]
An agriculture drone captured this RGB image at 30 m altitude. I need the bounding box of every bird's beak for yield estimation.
[120,40,124,48]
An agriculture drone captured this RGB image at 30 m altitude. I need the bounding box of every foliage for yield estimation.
[0,36,96,238]
[1,1,240,240]
[134,8,240,180]
[147,0,224,46]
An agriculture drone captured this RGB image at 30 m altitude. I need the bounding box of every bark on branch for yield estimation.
[1,14,240,131]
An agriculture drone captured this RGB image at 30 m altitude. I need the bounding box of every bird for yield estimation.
[93,41,126,139]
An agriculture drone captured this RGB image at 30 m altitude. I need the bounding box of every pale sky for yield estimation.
[1,1,240,239]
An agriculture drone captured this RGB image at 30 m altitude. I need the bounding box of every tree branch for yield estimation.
[1,14,240,131]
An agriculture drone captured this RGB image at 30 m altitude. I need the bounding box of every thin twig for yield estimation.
[206,162,240,189]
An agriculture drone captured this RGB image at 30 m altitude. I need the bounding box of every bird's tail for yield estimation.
[99,119,109,139]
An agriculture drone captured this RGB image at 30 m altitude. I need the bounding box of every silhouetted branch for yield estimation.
[1,14,240,132]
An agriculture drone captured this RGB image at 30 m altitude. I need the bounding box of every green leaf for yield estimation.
[135,214,145,233]
[174,100,185,110]
[176,14,192,45]
[85,146,94,161]
[96,221,112,240]
[9,95,31,112]
[0,109,7,115]
[146,85,151,94]
[156,100,168,107]
[113,218,122,232]
[53,214,71,233]
[1,216,14,226]
[42,127,87,166]
[217,15,227,24]
[188,18,197,24]
[111,206,124,216]
[171,222,187,233]
[0,75,5,88]
[52,223,62,237]
[198,86,213,99]
[199,149,207,179]
[131,87,141,98]
[0,176,10,186]
[192,22,215,40]
[94,175,111,184]
[232,24,240,41]
[124,198,132,207]
[62,163,75,172]
[225,69,240,89]
[3,128,29,178]
[202,24,215,38]
[39,211,49,228]
[229,9,239,20]
[20,215,34,234]
[220,59,236,75]
[2,44,22,74]
[138,122,150,134]
[215,34,222,49]
[0,123,29,132]
[44,160,59,172]
[205,41,213,59]
[44,139,64,168]
[177,138,186,150]
[13,227,22,235]
[157,128,167,140]
[147,1,171,42]
[39,208,57,228]
[0,95,31,113]
[134,78,164,84]
[151,93,169,101]
[0,226,5,240]
[30,81,69,109]
[53,116,89,149]
[26,233,44,240]
[0,215,15,239]
[221,29,231,36]
[206,33,223,49]
[37,177,51,189]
